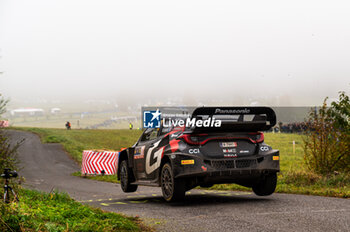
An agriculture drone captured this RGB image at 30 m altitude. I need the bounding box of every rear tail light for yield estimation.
[254,132,264,143]
[179,134,201,145]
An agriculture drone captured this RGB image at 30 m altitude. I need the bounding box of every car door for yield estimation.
[133,128,161,180]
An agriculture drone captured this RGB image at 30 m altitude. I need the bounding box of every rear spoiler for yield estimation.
[190,107,276,132]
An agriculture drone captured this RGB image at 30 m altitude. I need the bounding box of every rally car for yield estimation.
[117,107,280,202]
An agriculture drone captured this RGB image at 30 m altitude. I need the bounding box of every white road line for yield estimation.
[256,209,348,215]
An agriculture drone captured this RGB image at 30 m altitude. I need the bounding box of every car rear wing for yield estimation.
[189,107,276,132]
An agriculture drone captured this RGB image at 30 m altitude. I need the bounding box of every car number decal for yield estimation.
[220,142,237,147]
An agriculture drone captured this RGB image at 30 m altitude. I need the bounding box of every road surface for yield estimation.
[8,130,350,232]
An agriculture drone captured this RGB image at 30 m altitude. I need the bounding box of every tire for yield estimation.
[120,160,138,193]
[161,163,185,202]
[252,173,277,196]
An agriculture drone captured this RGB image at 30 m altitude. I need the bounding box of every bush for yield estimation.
[303,92,350,174]
[0,94,22,173]
[328,92,350,169]
[0,94,8,116]
[0,131,22,173]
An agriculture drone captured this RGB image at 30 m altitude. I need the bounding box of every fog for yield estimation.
[0,0,349,107]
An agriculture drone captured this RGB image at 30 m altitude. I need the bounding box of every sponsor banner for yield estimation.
[142,106,221,129]
[0,120,9,128]
[81,150,118,175]
[141,106,320,129]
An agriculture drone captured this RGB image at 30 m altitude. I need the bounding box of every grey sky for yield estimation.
[0,0,349,106]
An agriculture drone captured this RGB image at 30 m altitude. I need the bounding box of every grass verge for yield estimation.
[72,171,119,183]
[13,127,350,198]
[0,187,146,231]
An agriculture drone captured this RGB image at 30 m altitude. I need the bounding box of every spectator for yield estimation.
[65,121,71,130]
[278,122,308,133]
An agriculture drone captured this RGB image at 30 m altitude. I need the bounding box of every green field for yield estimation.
[16,127,350,198]
[0,188,146,231]
[10,113,140,130]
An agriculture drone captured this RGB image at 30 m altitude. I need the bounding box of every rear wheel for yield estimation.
[252,173,277,196]
[161,163,185,202]
[120,160,138,192]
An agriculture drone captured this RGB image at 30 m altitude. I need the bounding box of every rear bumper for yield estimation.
[171,151,280,181]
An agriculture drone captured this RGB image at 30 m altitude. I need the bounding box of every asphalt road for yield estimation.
[8,130,350,232]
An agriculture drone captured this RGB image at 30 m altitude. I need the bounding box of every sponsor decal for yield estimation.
[273,156,279,160]
[145,140,164,174]
[260,146,270,152]
[220,142,237,148]
[170,133,178,138]
[134,154,144,160]
[215,108,250,114]
[143,109,161,128]
[181,160,195,165]
[189,148,200,154]
[224,154,237,158]
[223,148,236,153]
[162,117,221,128]
[239,150,249,153]
[134,146,145,159]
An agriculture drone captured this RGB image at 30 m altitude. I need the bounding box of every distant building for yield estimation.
[10,108,44,117]
[50,108,61,114]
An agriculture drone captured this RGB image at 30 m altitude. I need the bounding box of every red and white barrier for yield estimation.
[0,120,9,128]
[81,150,119,175]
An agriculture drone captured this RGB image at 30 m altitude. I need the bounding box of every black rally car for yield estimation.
[118,107,280,202]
